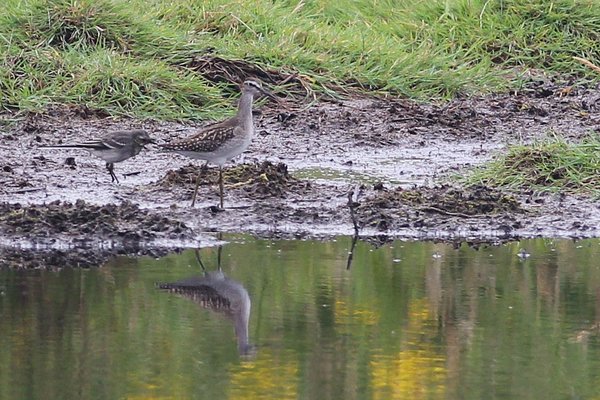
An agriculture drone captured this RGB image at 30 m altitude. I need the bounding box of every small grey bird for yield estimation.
[160,79,276,208]
[41,129,155,183]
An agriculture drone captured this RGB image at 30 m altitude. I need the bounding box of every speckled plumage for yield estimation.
[160,120,242,164]
[160,79,274,208]
[158,270,251,354]
[160,80,267,166]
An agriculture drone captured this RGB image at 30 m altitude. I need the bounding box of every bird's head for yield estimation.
[241,79,277,101]
[132,130,156,146]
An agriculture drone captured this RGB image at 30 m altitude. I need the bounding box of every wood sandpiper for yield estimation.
[158,247,252,355]
[160,79,275,208]
[41,130,155,183]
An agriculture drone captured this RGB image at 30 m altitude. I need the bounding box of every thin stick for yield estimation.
[346,185,362,270]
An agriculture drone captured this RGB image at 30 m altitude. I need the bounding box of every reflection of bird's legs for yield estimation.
[106,163,119,183]
[194,249,207,272]
[195,240,222,273]
[194,233,224,274]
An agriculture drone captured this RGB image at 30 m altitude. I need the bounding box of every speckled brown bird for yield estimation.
[160,79,275,208]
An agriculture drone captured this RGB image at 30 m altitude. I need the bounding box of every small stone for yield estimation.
[373,182,385,191]
[65,157,77,168]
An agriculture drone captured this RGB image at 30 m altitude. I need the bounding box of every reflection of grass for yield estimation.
[2,0,600,120]
[229,349,299,400]
[370,299,446,399]
[466,135,600,196]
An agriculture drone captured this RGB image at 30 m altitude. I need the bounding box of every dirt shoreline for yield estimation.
[2,79,600,266]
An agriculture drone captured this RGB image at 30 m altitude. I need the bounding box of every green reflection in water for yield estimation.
[1,237,600,399]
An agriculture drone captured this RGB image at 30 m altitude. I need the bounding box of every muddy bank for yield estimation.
[356,185,524,233]
[0,246,181,269]
[0,200,190,241]
[152,160,312,204]
[1,79,600,265]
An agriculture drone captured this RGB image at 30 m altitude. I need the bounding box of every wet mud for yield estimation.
[356,185,525,235]
[0,246,176,270]
[154,161,311,200]
[0,200,190,241]
[2,77,600,266]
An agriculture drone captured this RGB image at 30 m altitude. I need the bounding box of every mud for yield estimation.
[356,185,525,235]
[154,161,311,200]
[2,77,600,266]
[0,246,176,269]
[0,200,190,241]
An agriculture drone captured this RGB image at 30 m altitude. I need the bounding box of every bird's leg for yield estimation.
[219,166,224,209]
[106,163,119,183]
[191,162,210,207]
[191,173,201,207]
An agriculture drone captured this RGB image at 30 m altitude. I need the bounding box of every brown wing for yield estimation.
[158,278,232,310]
[161,119,238,153]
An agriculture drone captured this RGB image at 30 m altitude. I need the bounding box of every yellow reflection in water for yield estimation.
[229,349,299,400]
[370,299,446,399]
[334,298,379,329]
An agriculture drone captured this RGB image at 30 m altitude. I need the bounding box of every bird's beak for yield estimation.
[260,87,278,102]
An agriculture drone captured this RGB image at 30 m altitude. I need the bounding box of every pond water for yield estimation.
[2,236,600,399]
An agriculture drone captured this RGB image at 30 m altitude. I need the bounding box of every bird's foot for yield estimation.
[107,163,119,183]
[208,205,225,213]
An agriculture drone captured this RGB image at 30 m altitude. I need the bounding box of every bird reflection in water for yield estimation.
[158,245,254,356]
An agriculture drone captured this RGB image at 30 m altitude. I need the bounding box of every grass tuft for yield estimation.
[466,135,600,196]
[1,0,600,120]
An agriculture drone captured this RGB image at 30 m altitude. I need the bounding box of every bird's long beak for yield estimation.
[260,87,278,101]
[261,88,286,109]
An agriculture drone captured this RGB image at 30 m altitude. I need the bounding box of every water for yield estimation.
[2,236,600,399]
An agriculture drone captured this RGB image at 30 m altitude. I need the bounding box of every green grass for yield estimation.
[1,0,600,120]
[466,135,600,196]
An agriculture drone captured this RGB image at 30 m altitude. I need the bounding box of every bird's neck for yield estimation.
[237,91,255,125]
[235,296,251,352]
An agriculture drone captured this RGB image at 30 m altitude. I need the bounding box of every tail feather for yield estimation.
[40,144,101,150]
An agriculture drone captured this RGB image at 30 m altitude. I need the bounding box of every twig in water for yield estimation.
[346,184,363,270]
